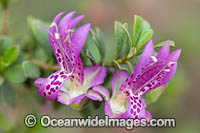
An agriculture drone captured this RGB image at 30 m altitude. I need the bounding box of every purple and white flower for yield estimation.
[34,11,107,104]
[101,39,181,118]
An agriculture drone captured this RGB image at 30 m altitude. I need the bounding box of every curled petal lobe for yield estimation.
[35,70,68,101]
[86,89,103,101]
[57,91,86,105]
[92,85,110,101]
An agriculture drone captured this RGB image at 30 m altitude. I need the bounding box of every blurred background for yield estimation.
[0,0,199,132]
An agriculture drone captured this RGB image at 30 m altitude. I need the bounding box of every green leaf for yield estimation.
[5,65,26,83]
[136,29,153,50]
[3,45,19,66]
[90,28,105,62]
[114,21,126,59]
[121,23,132,56]
[143,85,166,105]
[0,37,11,56]
[0,81,16,106]
[0,59,6,71]
[132,15,143,46]
[27,17,52,56]
[0,75,4,86]
[85,49,96,65]
[154,40,175,48]
[22,61,40,79]
[132,15,153,50]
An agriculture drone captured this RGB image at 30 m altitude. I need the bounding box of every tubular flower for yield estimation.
[34,11,94,102]
[103,39,181,118]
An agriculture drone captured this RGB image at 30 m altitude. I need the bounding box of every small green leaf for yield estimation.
[0,37,11,56]
[121,23,132,56]
[85,49,96,65]
[3,46,19,66]
[5,65,26,83]
[132,15,143,46]
[0,81,16,106]
[143,85,166,105]
[0,75,4,86]
[27,17,52,56]
[114,21,126,59]
[90,28,105,62]
[0,59,6,71]
[22,61,40,79]
[136,29,153,50]
[154,40,175,48]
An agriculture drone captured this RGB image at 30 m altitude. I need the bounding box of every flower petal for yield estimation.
[92,85,110,101]
[132,50,181,96]
[132,39,154,79]
[34,70,68,101]
[71,23,91,56]
[111,70,129,98]
[82,65,107,91]
[156,40,170,60]
[49,11,66,34]
[69,15,86,29]
[123,90,146,119]
[58,11,76,40]
[86,89,103,101]
[57,90,86,105]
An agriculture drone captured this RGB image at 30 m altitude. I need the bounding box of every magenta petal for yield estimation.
[167,49,182,62]
[104,101,115,118]
[92,85,110,101]
[86,89,103,101]
[83,65,107,90]
[49,11,66,34]
[145,111,152,120]
[35,70,68,102]
[34,78,46,88]
[58,11,76,35]
[69,15,86,29]
[71,23,91,56]
[132,39,154,79]
[157,41,170,59]
[123,91,146,119]
[111,70,129,98]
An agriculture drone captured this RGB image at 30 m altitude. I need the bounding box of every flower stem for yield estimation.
[30,58,59,71]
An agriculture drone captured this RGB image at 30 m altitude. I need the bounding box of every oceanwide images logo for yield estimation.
[24,114,176,129]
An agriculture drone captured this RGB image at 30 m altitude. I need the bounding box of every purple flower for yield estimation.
[102,39,181,118]
[34,11,107,103]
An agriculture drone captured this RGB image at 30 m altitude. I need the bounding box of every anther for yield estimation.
[55,33,60,40]
[164,69,170,72]
[151,56,158,62]
[50,22,57,28]
[168,62,176,66]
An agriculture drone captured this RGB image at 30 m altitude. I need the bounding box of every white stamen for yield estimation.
[151,56,158,62]
[49,22,57,28]
[55,33,60,40]
[168,62,176,66]
[164,69,170,72]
